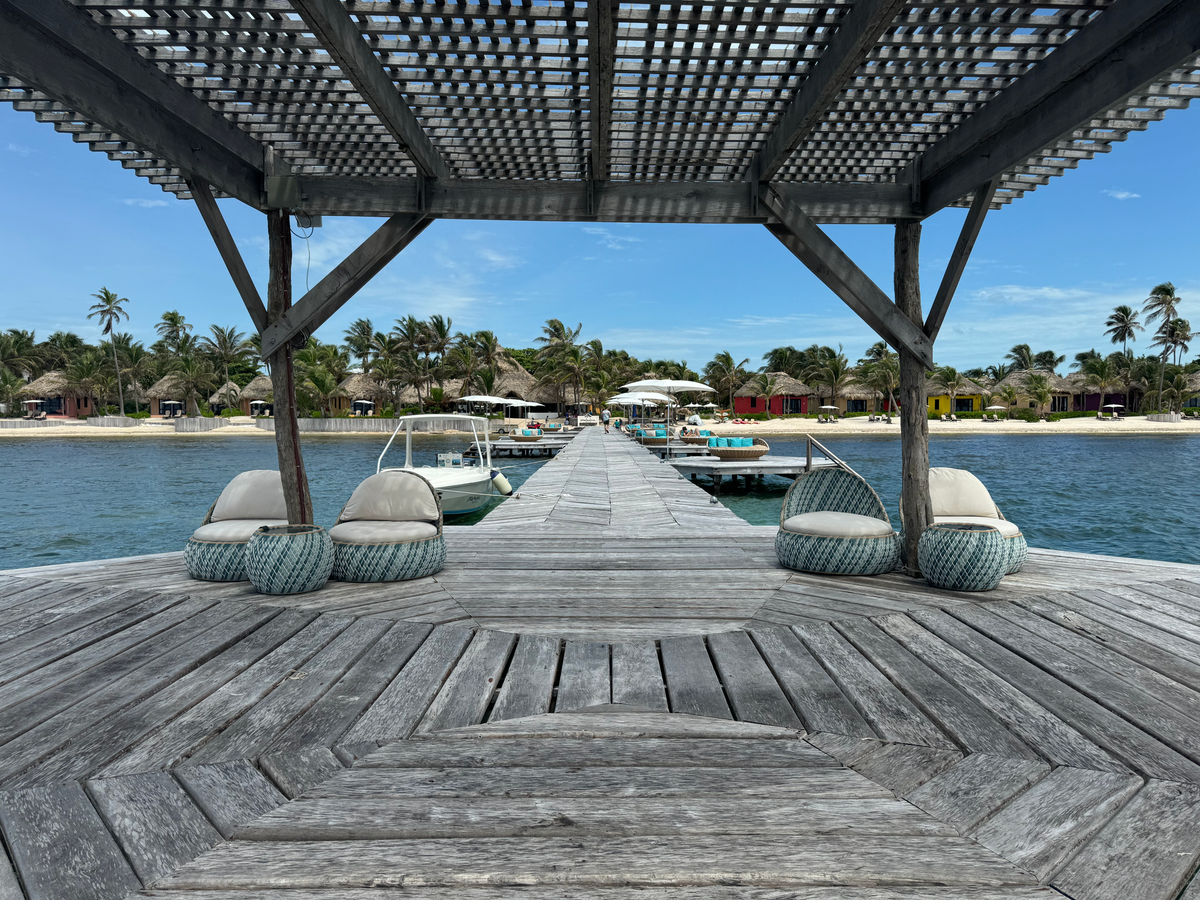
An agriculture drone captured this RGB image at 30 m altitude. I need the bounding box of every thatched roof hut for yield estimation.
[208,381,241,405]
[145,374,185,400]
[925,376,985,397]
[339,373,386,401]
[17,370,70,399]
[991,368,1073,393]
[238,374,274,402]
[123,381,148,404]
[734,372,813,398]
[839,380,883,401]
[495,360,540,399]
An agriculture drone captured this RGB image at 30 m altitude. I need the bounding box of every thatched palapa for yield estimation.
[17,370,71,399]
[339,373,386,401]
[734,372,813,398]
[145,375,185,400]
[238,374,274,402]
[208,381,241,405]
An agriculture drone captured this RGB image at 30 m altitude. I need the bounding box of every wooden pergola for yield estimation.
[2,0,1197,565]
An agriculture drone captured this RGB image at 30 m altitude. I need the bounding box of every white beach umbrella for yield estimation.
[621,380,714,458]
[459,395,511,404]
[819,405,839,411]
[986,405,1007,410]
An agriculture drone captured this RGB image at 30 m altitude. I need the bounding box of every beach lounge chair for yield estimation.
[185,470,288,581]
[330,469,446,582]
[949,414,959,422]
[775,467,900,576]
[918,468,1027,574]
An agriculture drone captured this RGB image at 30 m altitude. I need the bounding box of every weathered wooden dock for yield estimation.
[3,426,1200,900]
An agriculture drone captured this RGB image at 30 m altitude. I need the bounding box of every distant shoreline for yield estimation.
[3,418,1200,438]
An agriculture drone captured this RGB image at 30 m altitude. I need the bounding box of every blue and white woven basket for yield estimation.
[918,523,1008,592]
[333,535,446,583]
[245,525,334,595]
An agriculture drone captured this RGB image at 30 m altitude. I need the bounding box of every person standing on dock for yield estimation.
[602,409,611,433]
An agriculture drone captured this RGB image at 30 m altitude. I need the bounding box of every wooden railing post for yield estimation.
[266,209,313,525]
[895,219,930,574]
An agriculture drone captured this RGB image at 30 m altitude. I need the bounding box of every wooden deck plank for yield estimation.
[610,640,669,711]
[1053,780,1200,900]
[341,624,473,743]
[0,781,142,900]
[969,767,1142,882]
[489,634,561,721]
[807,734,963,797]
[707,630,802,729]
[555,641,612,711]
[905,753,1051,833]
[793,622,953,750]
[911,608,1200,781]
[418,630,518,733]
[86,771,222,884]
[259,746,345,800]
[139,888,1056,899]
[835,618,1039,759]
[174,760,287,839]
[0,605,294,788]
[184,617,393,765]
[659,636,732,720]
[267,621,434,753]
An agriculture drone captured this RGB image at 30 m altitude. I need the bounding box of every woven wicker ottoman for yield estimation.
[245,525,335,595]
[918,523,1008,592]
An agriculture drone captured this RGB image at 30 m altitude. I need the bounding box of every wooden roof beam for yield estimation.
[761,185,934,370]
[920,0,1200,216]
[746,0,908,183]
[290,0,451,180]
[186,177,269,334]
[923,176,1000,344]
[259,212,431,360]
[587,0,616,181]
[0,0,264,206]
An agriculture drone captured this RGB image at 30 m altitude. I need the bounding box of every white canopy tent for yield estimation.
[621,380,715,458]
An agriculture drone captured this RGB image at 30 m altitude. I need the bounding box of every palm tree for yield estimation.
[155,310,192,355]
[0,368,24,417]
[445,343,482,395]
[1105,305,1144,355]
[87,287,130,415]
[751,372,781,419]
[985,361,1015,382]
[174,355,219,416]
[932,365,970,414]
[426,314,455,368]
[0,329,38,379]
[1082,356,1120,414]
[121,343,155,414]
[1070,349,1100,371]
[535,319,583,359]
[703,351,751,410]
[343,317,375,371]
[1144,282,1181,411]
[860,351,899,414]
[66,349,105,415]
[804,346,853,410]
[202,325,253,402]
[1160,373,1190,414]
[1005,344,1035,371]
[1165,318,1193,366]
[302,366,345,416]
[1033,350,1065,372]
[762,345,805,377]
[1022,372,1052,417]
[997,384,1022,418]
[471,330,512,371]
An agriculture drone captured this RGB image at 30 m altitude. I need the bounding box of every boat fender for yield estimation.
[491,470,513,496]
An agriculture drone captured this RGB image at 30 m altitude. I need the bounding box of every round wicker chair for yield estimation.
[707,437,770,460]
[330,470,446,583]
[775,467,900,576]
[681,431,714,445]
[185,470,288,582]
[512,429,542,442]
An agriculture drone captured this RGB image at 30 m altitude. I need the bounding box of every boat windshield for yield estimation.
[378,414,493,473]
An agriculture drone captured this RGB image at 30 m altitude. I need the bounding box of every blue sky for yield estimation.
[2,102,1197,371]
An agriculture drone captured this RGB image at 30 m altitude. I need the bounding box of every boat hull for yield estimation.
[386,467,495,515]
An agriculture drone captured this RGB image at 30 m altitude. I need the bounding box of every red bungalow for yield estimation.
[732,372,813,416]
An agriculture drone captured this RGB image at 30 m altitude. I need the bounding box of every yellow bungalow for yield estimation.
[926,378,985,415]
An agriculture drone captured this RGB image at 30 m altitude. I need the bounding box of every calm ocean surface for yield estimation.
[0,432,1196,569]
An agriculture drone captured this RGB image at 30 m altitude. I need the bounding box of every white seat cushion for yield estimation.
[782,512,894,538]
[192,519,288,543]
[340,470,440,524]
[211,470,287,522]
[329,520,439,544]
[929,468,1000,518]
[933,515,1022,537]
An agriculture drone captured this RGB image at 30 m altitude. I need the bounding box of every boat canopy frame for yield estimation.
[378,414,493,474]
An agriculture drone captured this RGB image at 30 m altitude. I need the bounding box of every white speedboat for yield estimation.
[378,414,512,516]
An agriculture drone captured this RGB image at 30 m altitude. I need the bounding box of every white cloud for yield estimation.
[1103,189,1141,200]
[5,142,32,156]
[478,247,521,269]
[123,198,169,208]
[582,226,642,250]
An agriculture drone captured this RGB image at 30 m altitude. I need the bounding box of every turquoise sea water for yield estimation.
[0,433,547,570]
[720,434,1199,565]
[0,433,1196,569]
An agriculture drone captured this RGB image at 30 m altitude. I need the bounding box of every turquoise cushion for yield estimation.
[742,438,753,447]
[700,430,711,436]
[718,438,729,447]
[656,429,666,437]
[708,437,718,447]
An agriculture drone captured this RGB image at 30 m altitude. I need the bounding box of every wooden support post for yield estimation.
[266,209,313,525]
[895,219,930,575]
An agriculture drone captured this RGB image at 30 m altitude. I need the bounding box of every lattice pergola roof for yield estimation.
[2,0,1197,225]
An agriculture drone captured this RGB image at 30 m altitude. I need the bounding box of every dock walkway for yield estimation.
[3,426,1200,899]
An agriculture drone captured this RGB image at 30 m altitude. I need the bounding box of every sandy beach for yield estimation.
[3,416,1200,438]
